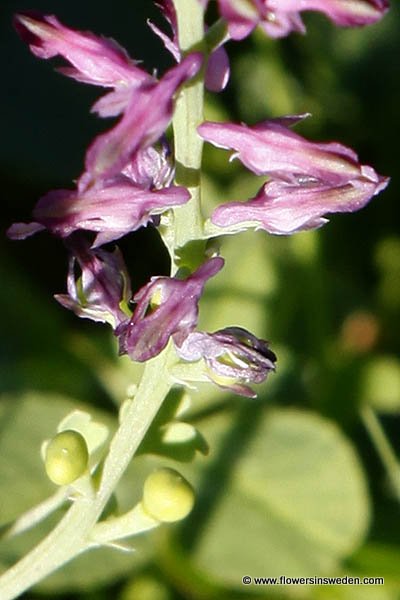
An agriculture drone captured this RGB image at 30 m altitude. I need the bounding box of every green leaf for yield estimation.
[184,408,370,586]
[0,392,74,525]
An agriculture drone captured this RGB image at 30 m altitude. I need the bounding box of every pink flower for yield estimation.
[199,115,389,234]
[8,173,190,247]
[200,115,367,185]
[14,12,201,127]
[85,54,202,183]
[55,234,131,327]
[176,327,276,397]
[117,258,224,362]
[14,12,153,89]
[211,173,389,235]
[216,0,389,40]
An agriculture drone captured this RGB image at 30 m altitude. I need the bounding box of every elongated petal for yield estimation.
[199,118,363,185]
[30,177,190,246]
[117,257,224,362]
[148,0,181,61]
[55,235,131,327]
[85,53,202,182]
[212,173,389,234]
[176,327,276,397]
[217,0,388,40]
[14,12,152,89]
[282,0,389,27]
[7,221,45,240]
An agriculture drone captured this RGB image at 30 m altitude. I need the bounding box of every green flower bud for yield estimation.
[45,430,89,486]
[142,468,195,523]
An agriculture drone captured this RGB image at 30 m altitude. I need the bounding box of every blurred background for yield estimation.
[1,1,400,598]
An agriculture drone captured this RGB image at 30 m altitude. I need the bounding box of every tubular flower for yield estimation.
[85,53,202,182]
[150,0,230,92]
[14,12,154,95]
[8,174,190,247]
[117,257,224,362]
[54,235,131,328]
[176,327,277,397]
[211,174,389,235]
[215,0,389,40]
[198,116,389,234]
[15,11,202,182]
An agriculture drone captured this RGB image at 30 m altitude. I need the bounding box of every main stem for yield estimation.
[172,0,205,254]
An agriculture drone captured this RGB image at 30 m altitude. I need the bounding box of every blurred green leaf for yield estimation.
[186,408,370,586]
[0,392,115,525]
[199,230,276,335]
[121,574,172,600]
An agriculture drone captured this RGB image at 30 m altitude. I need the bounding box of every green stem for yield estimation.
[172,0,205,257]
[0,349,173,600]
[360,405,400,498]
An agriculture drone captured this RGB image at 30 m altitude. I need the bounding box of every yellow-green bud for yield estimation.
[142,468,195,523]
[45,430,89,486]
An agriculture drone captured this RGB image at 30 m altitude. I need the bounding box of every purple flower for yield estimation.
[216,0,389,40]
[14,12,153,90]
[8,174,190,247]
[211,174,389,234]
[54,235,131,327]
[85,53,202,183]
[117,257,224,362]
[14,11,149,120]
[176,327,277,397]
[198,116,389,234]
[199,115,366,185]
[121,142,175,191]
[149,0,230,92]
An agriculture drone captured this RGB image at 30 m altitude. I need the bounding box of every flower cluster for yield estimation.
[9,1,389,398]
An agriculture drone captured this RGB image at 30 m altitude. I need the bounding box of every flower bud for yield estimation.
[176,327,276,397]
[142,468,194,523]
[44,430,89,486]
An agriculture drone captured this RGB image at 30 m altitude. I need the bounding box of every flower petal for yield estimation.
[198,118,362,185]
[117,257,224,362]
[14,12,152,88]
[211,174,389,234]
[55,234,131,327]
[216,0,388,40]
[85,53,202,182]
[176,326,276,397]
[31,177,190,246]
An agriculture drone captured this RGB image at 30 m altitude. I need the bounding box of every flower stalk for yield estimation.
[171,0,205,256]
